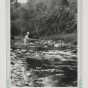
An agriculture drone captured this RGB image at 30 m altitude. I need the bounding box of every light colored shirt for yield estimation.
[24,34,29,45]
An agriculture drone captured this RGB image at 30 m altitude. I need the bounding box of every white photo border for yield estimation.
[0,0,86,88]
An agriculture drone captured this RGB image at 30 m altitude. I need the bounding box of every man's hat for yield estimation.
[27,32,29,34]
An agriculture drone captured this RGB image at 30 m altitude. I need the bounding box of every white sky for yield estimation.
[18,0,28,4]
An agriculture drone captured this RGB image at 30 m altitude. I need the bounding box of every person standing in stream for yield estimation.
[24,32,30,45]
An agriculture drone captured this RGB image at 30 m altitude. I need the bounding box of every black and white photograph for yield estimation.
[10,0,78,87]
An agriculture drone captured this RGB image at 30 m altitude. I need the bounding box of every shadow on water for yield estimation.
[25,56,77,87]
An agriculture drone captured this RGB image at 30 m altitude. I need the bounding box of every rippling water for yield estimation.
[11,40,77,87]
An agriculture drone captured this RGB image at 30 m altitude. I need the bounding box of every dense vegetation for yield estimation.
[11,0,77,39]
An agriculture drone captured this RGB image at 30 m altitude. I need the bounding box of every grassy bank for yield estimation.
[40,33,77,44]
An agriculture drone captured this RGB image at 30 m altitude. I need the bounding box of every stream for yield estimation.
[11,39,77,87]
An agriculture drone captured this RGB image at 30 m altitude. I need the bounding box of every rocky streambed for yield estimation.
[11,40,77,87]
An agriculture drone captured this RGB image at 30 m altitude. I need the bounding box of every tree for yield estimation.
[11,0,77,37]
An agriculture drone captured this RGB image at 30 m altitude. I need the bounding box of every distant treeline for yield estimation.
[11,0,77,38]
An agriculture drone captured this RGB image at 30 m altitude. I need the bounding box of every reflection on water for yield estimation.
[11,41,77,87]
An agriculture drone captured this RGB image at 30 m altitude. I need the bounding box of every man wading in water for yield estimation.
[24,32,30,46]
